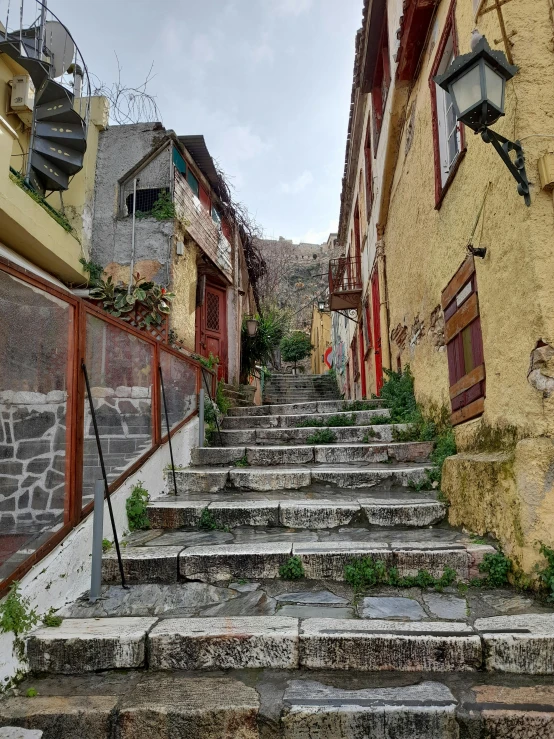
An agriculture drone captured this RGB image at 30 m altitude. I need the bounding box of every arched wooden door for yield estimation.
[197,282,228,381]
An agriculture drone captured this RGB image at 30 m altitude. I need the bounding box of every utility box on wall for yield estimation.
[10,75,35,125]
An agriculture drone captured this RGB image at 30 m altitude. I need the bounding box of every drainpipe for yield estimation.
[128,177,137,293]
[376,224,392,372]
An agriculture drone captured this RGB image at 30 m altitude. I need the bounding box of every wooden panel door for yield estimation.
[371,269,383,394]
[199,283,227,381]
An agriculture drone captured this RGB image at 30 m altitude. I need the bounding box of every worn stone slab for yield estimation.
[423,593,468,620]
[26,617,157,673]
[228,405,270,417]
[146,499,210,528]
[282,680,458,739]
[180,542,292,582]
[146,530,234,547]
[361,499,446,527]
[293,542,391,580]
[103,546,183,584]
[313,445,388,464]
[0,696,117,738]
[221,415,274,430]
[279,409,391,429]
[475,614,554,674]
[269,402,318,415]
[392,545,470,580]
[175,469,228,493]
[311,466,430,488]
[200,590,276,617]
[229,468,311,491]
[191,447,246,466]
[467,684,554,739]
[275,590,349,605]
[360,596,426,621]
[299,619,481,672]
[118,675,260,739]
[279,500,360,529]
[219,430,257,446]
[207,500,280,528]
[148,616,299,669]
[246,446,314,466]
[467,543,498,579]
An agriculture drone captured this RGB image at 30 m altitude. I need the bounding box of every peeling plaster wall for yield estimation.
[170,232,198,350]
[0,417,199,689]
[384,0,554,571]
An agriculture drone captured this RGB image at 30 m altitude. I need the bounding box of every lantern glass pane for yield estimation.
[451,64,482,115]
[484,63,504,110]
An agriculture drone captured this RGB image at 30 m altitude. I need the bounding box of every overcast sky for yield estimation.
[48,0,361,243]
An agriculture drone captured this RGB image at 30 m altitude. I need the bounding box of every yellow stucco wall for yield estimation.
[310,306,331,375]
[383,0,554,572]
[170,232,198,351]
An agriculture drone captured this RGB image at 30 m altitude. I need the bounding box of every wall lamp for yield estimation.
[434,36,530,206]
[245,317,259,337]
[318,299,327,311]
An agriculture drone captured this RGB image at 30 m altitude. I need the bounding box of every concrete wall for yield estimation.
[0,416,199,690]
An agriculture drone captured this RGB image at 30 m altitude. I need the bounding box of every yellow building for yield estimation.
[310,305,332,375]
[333,0,554,575]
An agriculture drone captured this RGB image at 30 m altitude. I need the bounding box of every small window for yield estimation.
[211,205,222,225]
[125,187,166,216]
[364,125,374,218]
[173,148,186,176]
[187,169,199,197]
[199,182,211,211]
[435,32,462,187]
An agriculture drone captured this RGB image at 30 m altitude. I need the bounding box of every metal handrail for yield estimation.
[329,256,363,293]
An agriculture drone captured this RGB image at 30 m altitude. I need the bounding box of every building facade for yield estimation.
[310,305,332,375]
[331,0,554,573]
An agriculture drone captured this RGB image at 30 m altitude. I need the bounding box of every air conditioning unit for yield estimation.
[10,75,35,112]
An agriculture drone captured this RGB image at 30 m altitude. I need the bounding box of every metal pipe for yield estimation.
[82,361,127,589]
[89,478,104,602]
[38,0,46,60]
[128,177,137,293]
[198,388,205,448]
[159,364,178,496]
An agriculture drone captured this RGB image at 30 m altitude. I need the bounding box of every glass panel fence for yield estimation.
[159,349,198,434]
[0,270,73,582]
[83,314,154,509]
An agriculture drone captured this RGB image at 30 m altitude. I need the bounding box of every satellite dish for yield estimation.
[43,21,75,78]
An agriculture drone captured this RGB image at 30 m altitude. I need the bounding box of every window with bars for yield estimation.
[125,188,168,217]
[442,256,486,426]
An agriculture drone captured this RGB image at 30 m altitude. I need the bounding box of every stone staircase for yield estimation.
[263,372,340,404]
[5,388,554,737]
[221,382,256,409]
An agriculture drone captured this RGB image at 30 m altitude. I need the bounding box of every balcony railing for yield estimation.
[328,256,362,311]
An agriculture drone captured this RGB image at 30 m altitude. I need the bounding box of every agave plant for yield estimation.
[89,273,175,327]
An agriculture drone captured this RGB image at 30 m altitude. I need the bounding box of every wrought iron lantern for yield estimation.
[246,317,259,337]
[434,36,530,206]
[318,299,326,311]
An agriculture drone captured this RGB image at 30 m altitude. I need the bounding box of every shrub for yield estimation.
[471,551,512,588]
[344,557,458,594]
[0,582,38,637]
[306,428,337,445]
[324,413,357,427]
[126,482,150,531]
[279,556,305,580]
[241,308,290,379]
[280,332,313,370]
[537,543,554,600]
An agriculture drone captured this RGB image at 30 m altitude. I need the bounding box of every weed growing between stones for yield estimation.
[126,482,150,531]
[234,455,250,467]
[102,539,112,552]
[297,418,325,428]
[470,552,512,587]
[344,400,376,412]
[279,556,305,580]
[26,688,38,697]
[0,582,39,662]
[306,428,337,445]
[198,507,230,532]
[344,557,458,594]
[362,430,379,443]
[216,381,232,415]
[367,415,393,425]
[42,608,62,628]
[297,414,357,429]
[537,543,554,600]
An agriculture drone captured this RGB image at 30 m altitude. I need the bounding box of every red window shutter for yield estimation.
[199,183,211,211]
[442,256,486,426]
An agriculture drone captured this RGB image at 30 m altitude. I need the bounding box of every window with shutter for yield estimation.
[441,256,486,426]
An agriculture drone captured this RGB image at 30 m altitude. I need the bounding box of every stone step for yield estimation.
[228,399,385,417]
[191,442,433,467]
[147,493,446,530]
[172,463,431,493]
[218,423,406,446]
[221,408,390,430]
[102,538,490,584]
[28,613,554,675]
[6,671,554,739]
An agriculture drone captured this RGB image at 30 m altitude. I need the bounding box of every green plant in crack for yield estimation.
[233,455,250,467]
[102,539,113,553]
[537,543,554,600]
[306,428,337,445]
[126,482,150,531]
[279,556,305,580]
[198,507,229,532]
[344,400,376,412]
[42,608,62,628]
[297,418,325,428]
[362,429,379,443]
[470,551,512,588]
[0,582,38,637]
[344,557,458,594]
[26,688,38,698]
[324,413,357,427]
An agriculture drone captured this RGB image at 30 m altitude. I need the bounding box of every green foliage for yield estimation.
[344,557,458,594]
[26,688,38,697]
[89,273,174,327]
[233,455,250,467]
[79,258,104,286]
[42,608,62,628]
[344,400,375,412]
[195,352,220,370]
[306,428,337,445]
[0,582,38,637]
[367,415,393,425]
[216,381,232,415]
[241,308,290,378]
[10,169,73,232]
[280,331,313,367]
[326,368,337,381]
[537,543,554,600]
[279,556,305,580]
[296,418,325,428]
[362,430,378,442]
[151,190,176,220]
[470,552,512,588]
[296,413,356,429]
[198,507,229,531]
[126,482,150,531]
[379,367,419,423]
[102,539,112,552]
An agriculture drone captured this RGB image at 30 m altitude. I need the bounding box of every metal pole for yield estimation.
[82,362,127,588]
[198,388,205,448]
[159,364,178,495]
[128,178,137,293]
[90,479,104,602]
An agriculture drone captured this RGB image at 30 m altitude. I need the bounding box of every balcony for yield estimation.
[328,256,362,311]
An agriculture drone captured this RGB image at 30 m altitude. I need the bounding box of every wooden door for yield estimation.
[198,283,227,381]
[358,323,367,399]
[371,269,383,394]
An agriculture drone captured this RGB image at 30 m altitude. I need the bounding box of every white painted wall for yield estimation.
[0,416,198,690]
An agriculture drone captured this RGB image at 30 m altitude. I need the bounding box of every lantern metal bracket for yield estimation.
[480,128,530,206]
[337,309,359,325]
[475,0,515,64]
